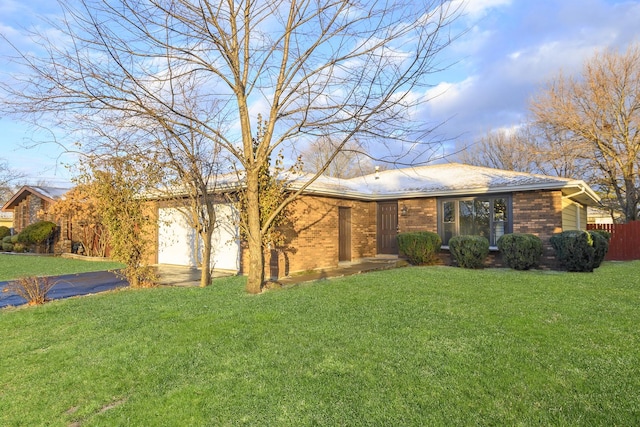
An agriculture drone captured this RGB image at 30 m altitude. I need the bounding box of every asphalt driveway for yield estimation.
[0,270,129,309]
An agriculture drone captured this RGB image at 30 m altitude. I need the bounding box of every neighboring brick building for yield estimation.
[152,163,601,278]
[1,185,73,253]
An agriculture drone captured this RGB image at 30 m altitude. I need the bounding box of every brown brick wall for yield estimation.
[241,195,378,278]
[512,190,563,268]
[397,198,438,233]
[151,189,568,277]
[395,191,564,269]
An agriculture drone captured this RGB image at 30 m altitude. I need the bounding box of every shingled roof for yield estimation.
[152,163,600,207]
[291,163,601,205]
[2,185,72,211]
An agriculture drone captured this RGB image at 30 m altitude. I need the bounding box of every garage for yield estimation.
[157,204,240,272]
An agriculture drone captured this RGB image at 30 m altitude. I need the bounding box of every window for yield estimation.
[438,196,511,246]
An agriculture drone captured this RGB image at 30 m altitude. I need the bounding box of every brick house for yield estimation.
[152,163,601,278]
[1,185,73,253]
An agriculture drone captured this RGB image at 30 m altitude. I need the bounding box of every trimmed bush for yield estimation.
[397,231,442,265]
[16,221,57,244]
[13,242,27,253]
[2,242,13,252]
[550,230,608,272]
[0,226,10,240]
[589,230,609,269]
[2,235,12,244]
[497,233,543,270]
[449,235,489,269]
[590,229,611,242]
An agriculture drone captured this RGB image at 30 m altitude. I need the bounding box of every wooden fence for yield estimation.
[587,222,640,261]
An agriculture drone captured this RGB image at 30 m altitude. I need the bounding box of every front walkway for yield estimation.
[155,257,404,288]
[153,265,234,287]
[155,257,406,286]
[275,257,404,286]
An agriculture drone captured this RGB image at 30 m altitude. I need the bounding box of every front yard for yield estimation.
[0,254,124,281]
[1,262,639,425]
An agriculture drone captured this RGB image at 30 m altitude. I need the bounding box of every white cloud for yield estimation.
[416,0,640,149]
[456,0,512,18]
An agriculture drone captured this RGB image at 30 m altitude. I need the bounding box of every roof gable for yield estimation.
[2,185,72,212]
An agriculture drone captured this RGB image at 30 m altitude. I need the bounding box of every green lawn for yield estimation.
[0,254,125,281]
[1,262,639,425]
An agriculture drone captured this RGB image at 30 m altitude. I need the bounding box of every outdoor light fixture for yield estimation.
[401,205,408,216]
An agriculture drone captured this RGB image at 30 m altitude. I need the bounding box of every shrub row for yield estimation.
[398,230,610,272]
[1,221,57,253]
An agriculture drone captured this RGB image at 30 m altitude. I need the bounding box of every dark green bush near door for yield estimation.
[550,230,609,272]
[397,231,442,265]
[497,233,543,270]
[448,235,489,269]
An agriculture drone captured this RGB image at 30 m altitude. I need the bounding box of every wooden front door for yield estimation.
[377,201,398,254]
[339,207,352,262]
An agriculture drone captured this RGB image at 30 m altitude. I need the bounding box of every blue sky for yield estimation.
[1,0,640,184]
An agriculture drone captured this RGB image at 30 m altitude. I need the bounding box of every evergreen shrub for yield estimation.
[397,231,442,265]
[17,221,57,244]
[13,242,26,253]
[497,233,543,270]
[550,230,608,272]
[589,230,609,269]
[0,226,10,240]
[449,235,489,269]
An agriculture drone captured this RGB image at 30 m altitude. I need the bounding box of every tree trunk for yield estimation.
[624,177,638,222]
[199,226,214,288]
[245,170,264,294]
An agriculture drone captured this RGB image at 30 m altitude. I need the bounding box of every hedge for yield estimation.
[497,233,543,270]
[397,231,442,265]
[549,230,609,272]
[16,221,57,245]
[448,235,489,269]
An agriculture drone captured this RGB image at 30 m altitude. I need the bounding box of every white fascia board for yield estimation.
[561,181,601,206]
[294,181,592,201]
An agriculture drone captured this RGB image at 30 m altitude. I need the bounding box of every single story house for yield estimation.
[1,185,73,252]
[150,163,601,277]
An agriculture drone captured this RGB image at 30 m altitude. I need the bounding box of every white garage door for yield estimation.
[157,205,239,271]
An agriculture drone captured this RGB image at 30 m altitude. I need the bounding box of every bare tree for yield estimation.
[455,124,591,179]
[152,126,225,288]
[455,127,537,173]
[530,44,640,222]
[0,159,25,203]
[1,0,463,293]
[78,114,225,288]
[301,136,375,179]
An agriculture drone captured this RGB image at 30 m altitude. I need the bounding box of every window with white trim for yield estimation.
[439,196,511,246]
